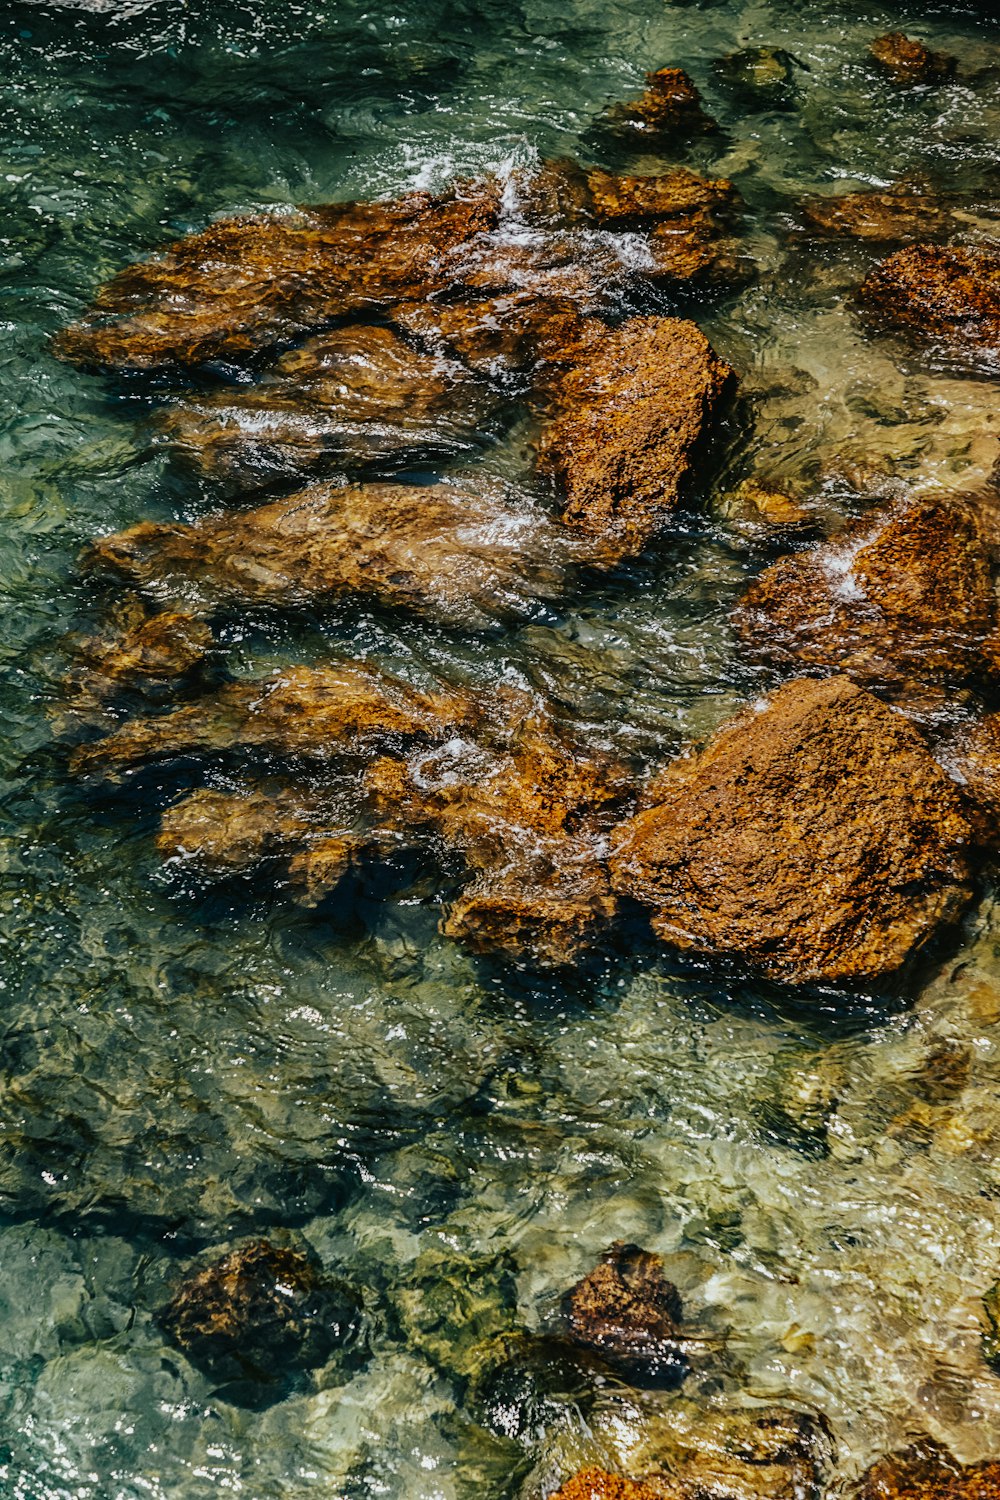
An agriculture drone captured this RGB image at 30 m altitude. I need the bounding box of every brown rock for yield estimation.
[733,496,1000,699]
[717,478,811,533]
[537,316,735,556]
[85,480,584,630]
[608,676,976,986]
[853,1442,1000,1500]
[943,711,1000,837]
[870,33,957,86]
[365,707,630,966]
[159,1238,361,1386]
[70,664,475,781]
[550,1471,661,1500]
[603,67,716,141]
[66,596,211,703]
[800,188,960,244]
[55,183,500,375]
[584,167,737,230]
[638,1403,831,1500]
[154,324,494,493]
[391,293,605,387]
[859,245,1000,364]
[563,1242,687,1385]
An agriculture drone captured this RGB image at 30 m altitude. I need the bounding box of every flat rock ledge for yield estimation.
[608,675,976,987]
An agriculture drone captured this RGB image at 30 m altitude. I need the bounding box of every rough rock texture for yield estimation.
[56,184,501,375]
[391,293,603,385]
[563,1242,687,1385]
[859,245,1000,363]
[550,1472,661,1500]
[853,1443,1000,1500]
[602,68,716,141]
[870,33,956,86]
[160,1238,361,1386]
[733,496,1000,699]
[636,1403,832,1500]
[713,47,801,110]
[537,316,735,556]
[608,676,976,986]
[86,481,583,630]
[800,188,961,243]
[155,324,494,492]
[365,708,630,967]
[66,597,212,703]
[70,664,475,781]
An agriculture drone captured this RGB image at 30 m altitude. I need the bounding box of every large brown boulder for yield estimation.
[85,480,584,630]
[159,1238,361,1389]
[70,664,475,781]
[537,316,735,557]
[563,1242,686,1385]
[733,496,1000,700]
[859,245,1000,365]
[853,1442,1000,1500]
[155,324,495,492]
[608,676,976,986]
[870,33,956,85]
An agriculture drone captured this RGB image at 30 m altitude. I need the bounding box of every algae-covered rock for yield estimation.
[538,316,735,558]
[155,324,495,492]
[713,47,802,111]
[393,1246,521,1382]
[562,1242,687,1387]
[85,480,583,630]
[601,67,717,142]
[852,1441,1000,1500]
[159,1238,363,1388]
[733,496,1000,700]
[608,676,976,987]
[70,664,475,782]
[859,245,1000,367]
[637,1402,832,1500]
[870,33,957,86]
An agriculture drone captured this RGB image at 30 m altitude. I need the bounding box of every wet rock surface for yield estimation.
[852,1442,1000,1500]
[86,480,584,629]
[65,596,212,705]
[733,495,1000,701]
[870,33,957,86]
[550,1472,661,1500]
[859,246,1000,367]
[562,1242,687,1386]
[799,188,966,244]
[608,676,976,986]
[538,316,735,557]
[636,1402,832,1500]
[159,1238,362,1390]
[600,67,717,142]
[713,47,802,111]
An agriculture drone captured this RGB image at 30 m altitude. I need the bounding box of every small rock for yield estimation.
[870,33,957,86]
[853,1441,1000,1499]
[602,67,716,141]
[716,478,811,533]
[66,596,211,704]
[562,1242,687,1386]
[713,47,802,111]
[982,1279,1000,1368]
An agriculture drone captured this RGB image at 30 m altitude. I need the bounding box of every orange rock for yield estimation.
[853,1442,1000,1500]
[870,32,956,85]
[603,67,716,140]
[550,1469,663,1500]
[538,316,735,557]
[859,245,1000,362]
[66,597,211,703]
[609,676,975,986]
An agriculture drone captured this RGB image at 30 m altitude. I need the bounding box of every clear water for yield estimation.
[2,1,1000,1496]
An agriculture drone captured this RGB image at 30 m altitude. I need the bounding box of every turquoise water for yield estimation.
[2,1,1000,1496]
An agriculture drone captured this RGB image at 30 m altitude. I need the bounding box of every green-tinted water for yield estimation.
[2,1,1000,1496]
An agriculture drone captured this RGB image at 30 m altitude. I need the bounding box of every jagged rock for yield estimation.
[159,1238,362,1387]
[563,1242,687,1386]
[154,324,495,492]
[859,245,1000,365]
[85,480,584,630]
[713,47,802,110]
[636,1403,832,1500]
[733,496,1000,700]
[537,316,735,557]
[799,187,961,243]
[870,33,957,86]
[365,707,631,967]
[70,664,475,781]
[65,596,211,704]
[853,1442,1000,1500]
[608,676,976,987]
[55,183,501,375]
[549,1472,661,1500]
[391,292,602,385]
[601,67,716,141]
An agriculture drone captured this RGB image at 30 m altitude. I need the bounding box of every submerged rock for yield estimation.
[160,1238,362,1387]
[870,33,957,86]
[549,1472,660,1500]
[799,187,962,244]
[601,67,717,142]
[716,478,811,534]
[563,1242,687,1386]
[637,1402,832,1500]
[537,316,735,557]
[65,596,212,704]
[983,1278,1000,1368]
[70,664,475,781]
[853,1442,1000,1500]
[733,496,1000,701]
[859,245,1000,366]
[155,324,495,492]
[55,183,500,376]
[85,480,583,630]
[713,47,802,111]
[608,676,975,987]
[391,292,602,386]
[393,1246,521,1382]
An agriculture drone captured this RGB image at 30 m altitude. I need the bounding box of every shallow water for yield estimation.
[2,0,1000,1496]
